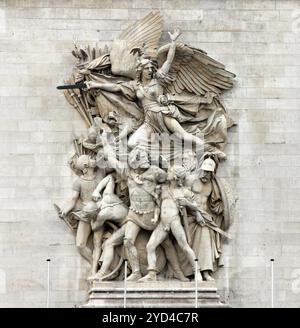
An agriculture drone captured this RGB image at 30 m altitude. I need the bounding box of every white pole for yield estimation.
[46,259,51,308]
[270,259,274,308]
[124,259,128,308]
[195,259,198,308]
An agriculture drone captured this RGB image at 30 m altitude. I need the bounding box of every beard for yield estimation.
[139,162,150,169]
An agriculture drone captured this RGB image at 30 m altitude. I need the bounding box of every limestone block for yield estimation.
[0,0,299,309]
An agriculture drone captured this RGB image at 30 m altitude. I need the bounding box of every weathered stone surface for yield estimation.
[82,281,227,308]
[0,0,300,308]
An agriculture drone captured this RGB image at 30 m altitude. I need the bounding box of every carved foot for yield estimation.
[195,271,203,282]
[202,271,214,281]
[126,271,142,281]
[87,275,98,282]
[138,271,157,282]
[173,270,189,282]
[92,271,107,282]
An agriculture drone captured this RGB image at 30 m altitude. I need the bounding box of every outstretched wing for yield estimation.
[157,43,235,96]
[110,11,163,78]
[119,11,163,50]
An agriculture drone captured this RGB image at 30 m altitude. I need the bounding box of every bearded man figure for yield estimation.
[180,157,231,281]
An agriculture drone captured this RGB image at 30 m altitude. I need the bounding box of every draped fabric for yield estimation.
[86,74,143,121]
[81,70,229,156]
[175,176,231,276]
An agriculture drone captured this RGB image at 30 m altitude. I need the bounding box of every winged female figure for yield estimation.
[85,30,234,159]
[56,11,237,284]
[86,30,200,144]
[60,12,235,160]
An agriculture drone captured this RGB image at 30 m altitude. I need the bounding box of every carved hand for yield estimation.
[177,197,188,207]
[79,68,91,76]
[168,28,181,41]
[59,207,68,218]
[151,217,158,224]
[85,81,99,90]
[92,191,101,202]
[196,212,205,226]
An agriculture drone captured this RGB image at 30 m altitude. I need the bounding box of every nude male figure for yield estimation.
[140,166,204,282]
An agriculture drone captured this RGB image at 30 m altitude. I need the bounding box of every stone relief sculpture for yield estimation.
[141,165,203,282]
[56,11,236,284]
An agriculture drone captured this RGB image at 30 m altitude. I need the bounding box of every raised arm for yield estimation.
[100,133,127,177]
[92,174,115,201]
[159,29,181,76]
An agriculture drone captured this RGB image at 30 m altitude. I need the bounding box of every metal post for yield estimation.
[194,259,198,308]
[270,259,274,308]
[124,259,128,308]
[46,259,51,308]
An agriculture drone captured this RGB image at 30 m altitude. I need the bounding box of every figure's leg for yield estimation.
[124,221,141,281]
[99,204,128,225]
[128,123,153,149]
[170,219,202,281]
[161,237,189,282]
[163,116,204,147]
[92,212,106,231]
[76,221,92,264]
[139,224,168,282]
[90,226,104,276]
[202,270,214,281]
[196,225,215,281]
[95,225,126,280]
[111,205,129,223]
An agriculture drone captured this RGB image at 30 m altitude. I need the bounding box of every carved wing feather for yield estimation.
[119,11,163,50]
[173,80,182,94]
[110,11,163,78]
[185,65,221,93]
[158,43,235,96]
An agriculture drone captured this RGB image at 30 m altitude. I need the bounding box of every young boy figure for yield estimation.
[139,165,204,282]
[59,154,106,266]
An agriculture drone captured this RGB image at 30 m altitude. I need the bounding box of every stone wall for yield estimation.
[0,0,300,307]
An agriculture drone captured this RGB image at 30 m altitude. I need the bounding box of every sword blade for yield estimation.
[205,222,231,239]
[56,82,86,90]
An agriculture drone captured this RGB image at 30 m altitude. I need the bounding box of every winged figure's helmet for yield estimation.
[131,43,158,80]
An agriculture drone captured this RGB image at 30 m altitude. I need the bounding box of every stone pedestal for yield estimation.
[80,281,229,308]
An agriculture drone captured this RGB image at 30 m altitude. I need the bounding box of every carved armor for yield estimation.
[128,181,156,214]
[57,11,236,284]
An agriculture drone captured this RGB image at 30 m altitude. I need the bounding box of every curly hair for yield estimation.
[128,146,149,169]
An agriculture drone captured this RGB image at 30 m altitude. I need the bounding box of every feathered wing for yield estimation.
[156,43,235,156]
[110,11,163,78]
[157,43,235,96]
[119,10,163,50]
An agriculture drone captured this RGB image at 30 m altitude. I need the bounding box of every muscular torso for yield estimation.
[75,170,106,205]
[160,184,185,220]
[127,168,160,213]
[186,174,212,212]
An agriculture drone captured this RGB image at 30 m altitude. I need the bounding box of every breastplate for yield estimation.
[129,187,155,213]
[128,179,155,214]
